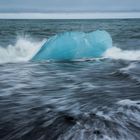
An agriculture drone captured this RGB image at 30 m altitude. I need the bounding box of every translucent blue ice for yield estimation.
[32,30,112,61]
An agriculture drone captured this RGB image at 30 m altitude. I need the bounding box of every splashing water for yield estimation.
[0,37,44,63]
[0,33,140,64]
[0,19,140,140]
[104,47,140,61]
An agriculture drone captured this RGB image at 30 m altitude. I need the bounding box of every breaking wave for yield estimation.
[0,35,140,63]
[104,47,140,61]
[0,36,44,63]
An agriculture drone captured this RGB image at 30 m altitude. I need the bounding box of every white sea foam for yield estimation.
[0,37,140,63]
[117,99,140,107]
[104,47,140,61]
[0,37,44,63]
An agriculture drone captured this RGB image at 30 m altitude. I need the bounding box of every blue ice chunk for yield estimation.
[32,30,112,61]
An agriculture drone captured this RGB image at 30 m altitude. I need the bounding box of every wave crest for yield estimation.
[104,47,140,61]
[0,37,44,63]
[0,36,140,63]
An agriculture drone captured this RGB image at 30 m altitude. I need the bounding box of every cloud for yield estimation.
[0,0,140,12]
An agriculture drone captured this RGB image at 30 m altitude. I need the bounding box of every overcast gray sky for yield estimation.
[0,0,140,13]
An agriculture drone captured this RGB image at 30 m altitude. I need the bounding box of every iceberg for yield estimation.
[32,30,112,61]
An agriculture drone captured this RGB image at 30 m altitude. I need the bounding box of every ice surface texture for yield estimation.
[32,30,112,61]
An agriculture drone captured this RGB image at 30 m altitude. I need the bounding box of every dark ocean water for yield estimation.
[0,19,140,140]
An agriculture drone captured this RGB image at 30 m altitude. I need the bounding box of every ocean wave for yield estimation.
[104,47,140,61]
[117,99,140,107]
[111,62,140,84]
[0,36,44,64]
[0,35,140,64]
[43,99,140,140]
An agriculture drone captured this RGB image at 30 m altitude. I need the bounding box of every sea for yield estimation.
[0,19,140,140]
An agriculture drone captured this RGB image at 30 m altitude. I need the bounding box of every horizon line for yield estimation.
[0,12,140,19]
